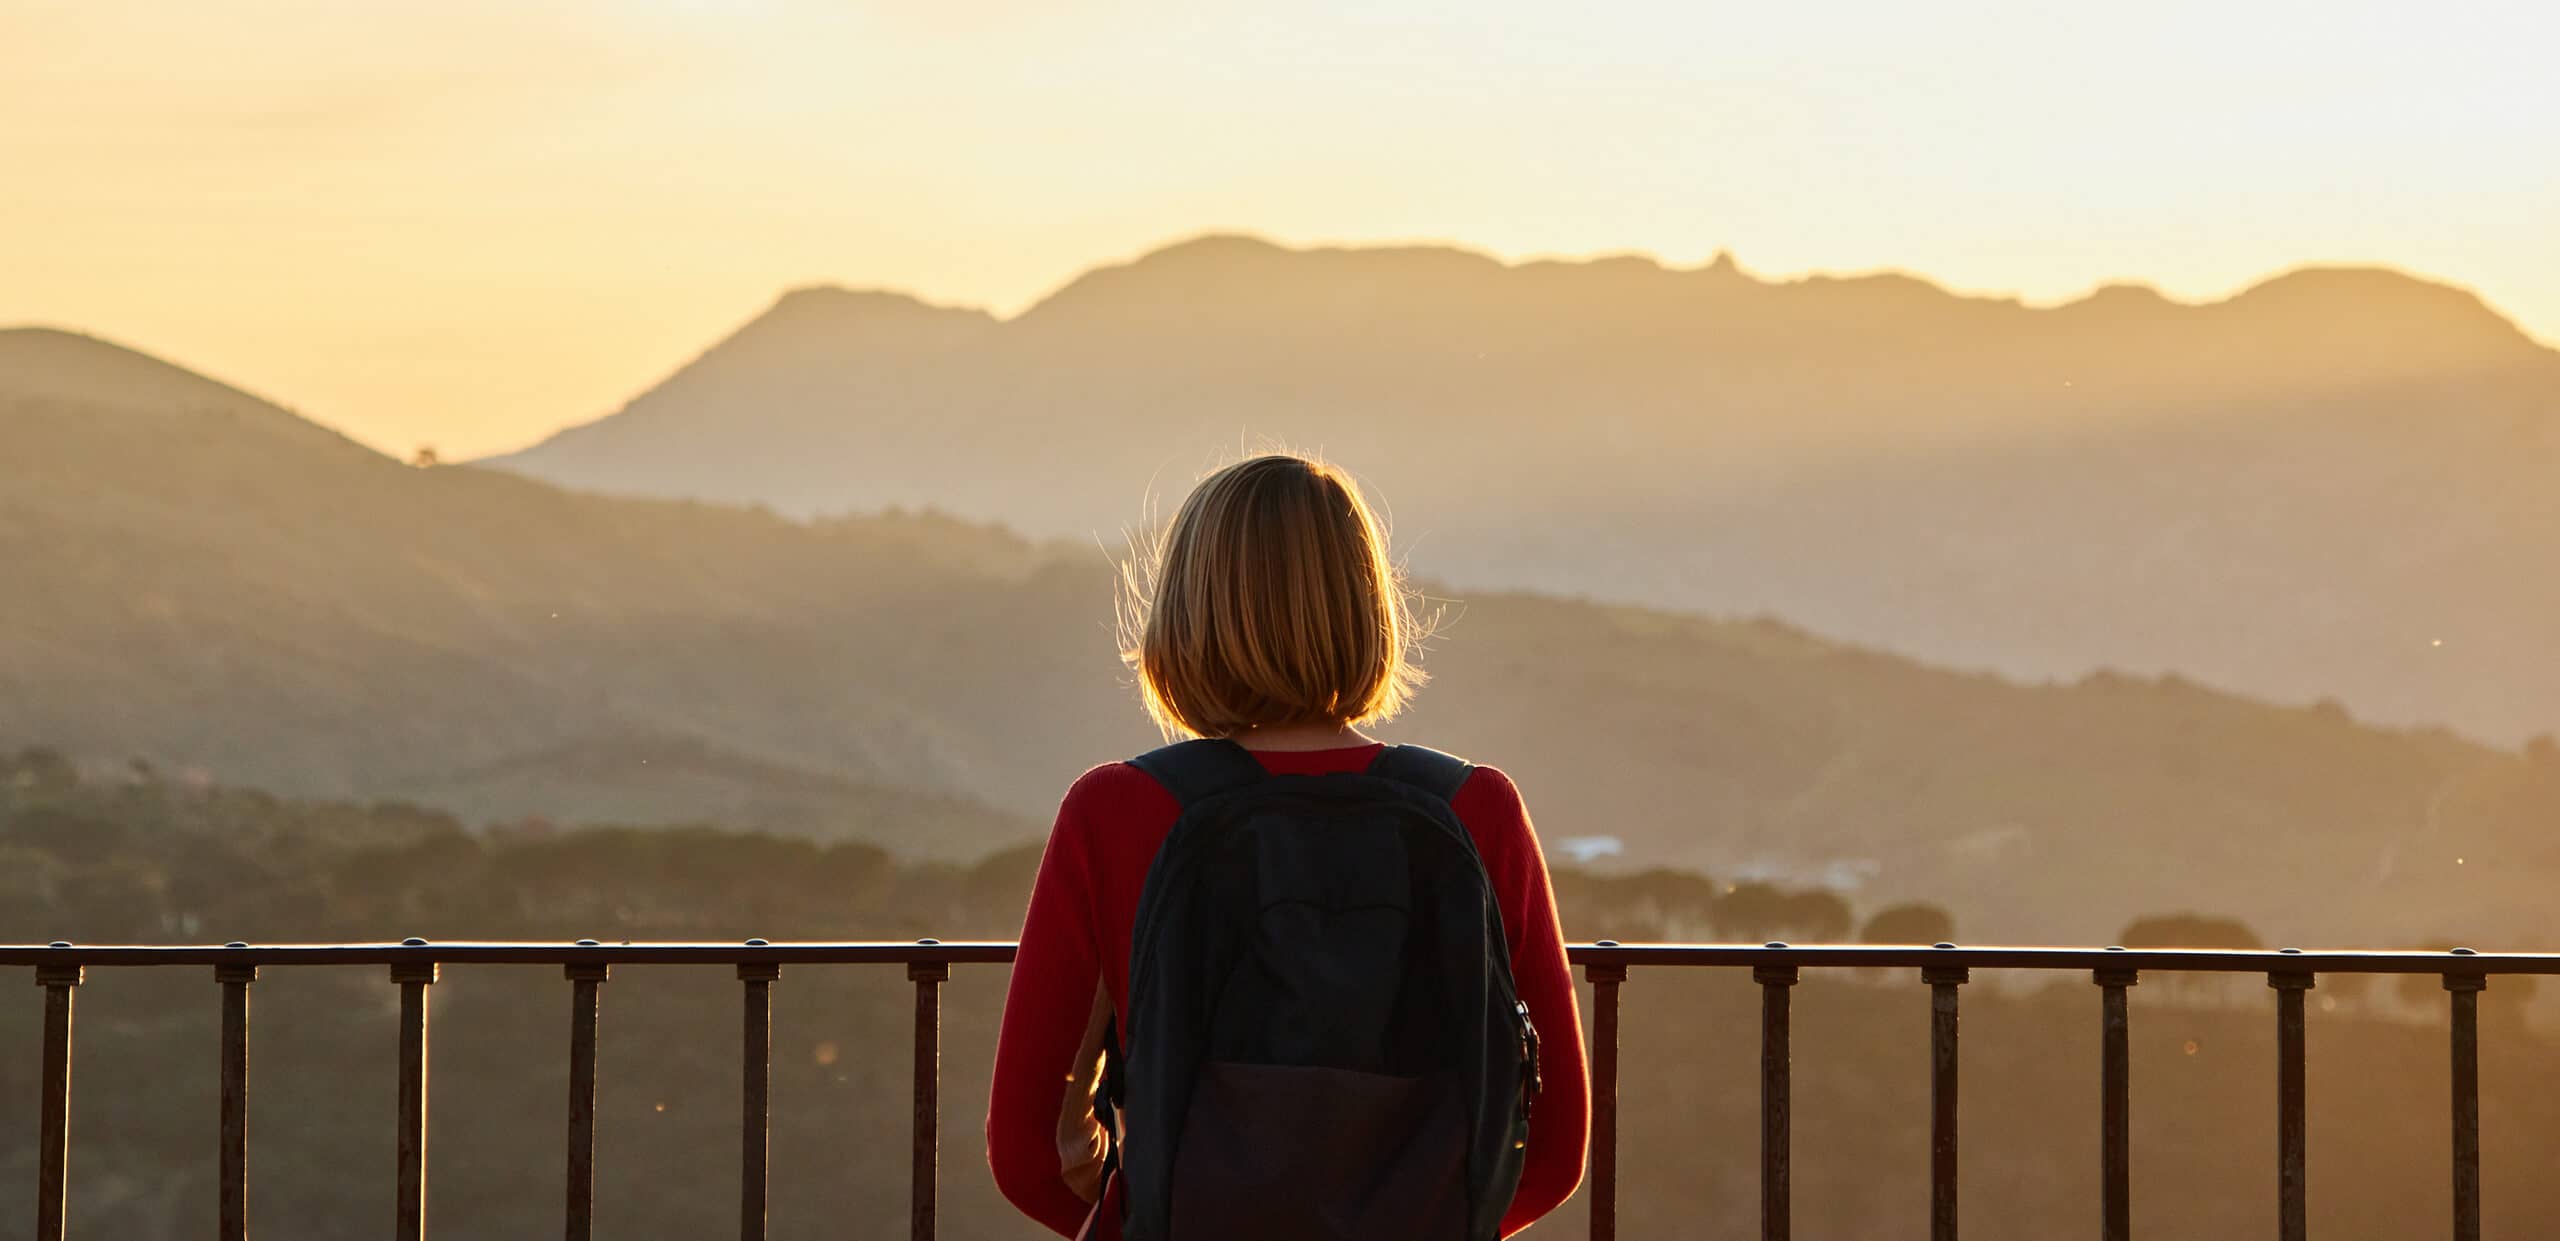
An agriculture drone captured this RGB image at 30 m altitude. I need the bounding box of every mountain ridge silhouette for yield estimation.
[0,327,381,456]
[479,234,2560,742]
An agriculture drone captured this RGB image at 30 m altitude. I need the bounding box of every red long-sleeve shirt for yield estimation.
[987,744,1590,1239]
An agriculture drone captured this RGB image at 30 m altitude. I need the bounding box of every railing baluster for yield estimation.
[910,958,949,1241]
[35,960,81,1241]
[566,961,608,1241]
[218,962,256,1241]
[2446,972,2484,1241]
[391,956,438,1241]
[2095,966,2138,1241]
[1756,962,1799,1241]
[2270,971,2315,1241]
[1585,959,1627,1241]
[738,962,779,1241]
[1923,964,1968,1241]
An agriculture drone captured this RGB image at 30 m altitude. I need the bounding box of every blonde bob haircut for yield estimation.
[1122,454,1427,738]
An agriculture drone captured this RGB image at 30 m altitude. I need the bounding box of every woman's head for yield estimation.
[1124,454,1425,738]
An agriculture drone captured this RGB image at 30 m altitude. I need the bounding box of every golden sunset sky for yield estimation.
[6,0,2555,459]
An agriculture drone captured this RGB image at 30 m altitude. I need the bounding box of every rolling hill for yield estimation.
[6,325,2560,944]
[0,327,1070,858]
[489,236,2560,744]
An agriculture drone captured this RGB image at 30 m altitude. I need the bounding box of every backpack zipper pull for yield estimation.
[1515,1000,1540,1145]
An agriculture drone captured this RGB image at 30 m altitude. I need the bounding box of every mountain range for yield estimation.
[490,236,2560,744]
[6,322,2559,946]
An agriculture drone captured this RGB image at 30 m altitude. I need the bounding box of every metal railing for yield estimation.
[7,939,2554,1241]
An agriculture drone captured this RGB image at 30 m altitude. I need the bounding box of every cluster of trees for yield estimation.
[0,746,1040,946]
[1549,868,1949,946]
[7,745,2242,955]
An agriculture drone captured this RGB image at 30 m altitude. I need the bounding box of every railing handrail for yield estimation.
[5,938,2554,972]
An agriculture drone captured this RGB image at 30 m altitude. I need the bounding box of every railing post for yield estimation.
[391,953,438,1241]
[34,957,81,1241]
[2445,971,2485,1241]
[1922,963,1968,1241]
[2094,965,2138,1241]
[1584,957,1627,1241]
[738,961,779,1241]
[217,960,257,1241]
[910,955,949,1241]
[565,959,609,1241]
[2269,970,2315,1241]
[1756,961,1800,1241]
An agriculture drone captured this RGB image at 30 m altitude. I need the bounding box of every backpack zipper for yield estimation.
[1515,999,1541,1145]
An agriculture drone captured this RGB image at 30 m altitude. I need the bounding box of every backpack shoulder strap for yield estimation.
[1365,743,1475,804]
[1127,738,1268,809]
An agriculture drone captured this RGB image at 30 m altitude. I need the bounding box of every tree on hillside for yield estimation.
[1861,902,1957,946]
[6,804,131,862]
[2118,913,2263,950]
[2119,913,2266,1002]
[1714,882,1853,944]
[3,745,80,796]
[1548,866,1721,941]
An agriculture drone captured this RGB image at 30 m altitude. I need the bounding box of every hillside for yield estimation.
[489,236,2560,743]
[6,326,2560,944]
[0,328,1063,858]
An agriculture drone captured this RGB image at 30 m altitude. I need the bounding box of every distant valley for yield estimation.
[5,323,2558,947]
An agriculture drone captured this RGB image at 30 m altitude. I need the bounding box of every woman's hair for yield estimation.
[1121,453,1426,738]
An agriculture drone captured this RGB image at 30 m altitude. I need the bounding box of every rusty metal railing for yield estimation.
[7,940,2554,1240]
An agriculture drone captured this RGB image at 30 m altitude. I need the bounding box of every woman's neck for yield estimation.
[1228,721,1375,752]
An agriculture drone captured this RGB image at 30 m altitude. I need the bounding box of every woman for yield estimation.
[987,453,1588,1238]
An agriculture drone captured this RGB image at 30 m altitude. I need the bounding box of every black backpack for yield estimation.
[1105,739,1540,1241]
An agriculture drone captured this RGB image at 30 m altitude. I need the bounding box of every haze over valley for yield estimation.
[489,236,2560,746]
[6,303,2556,950]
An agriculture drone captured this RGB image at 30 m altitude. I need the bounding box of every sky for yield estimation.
[4,0,2555,459]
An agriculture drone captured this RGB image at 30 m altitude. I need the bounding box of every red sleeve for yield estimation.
[1455,766,1591,1236]
[985,768,1112,1238]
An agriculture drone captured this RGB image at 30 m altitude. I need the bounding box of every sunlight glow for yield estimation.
[2,0,2553,457]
